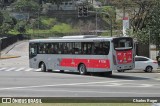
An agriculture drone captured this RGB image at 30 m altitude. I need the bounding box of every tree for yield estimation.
[12,0,40,13]
[0,0,16,10]
[130,0,155,32]
[0,11,17,34]
[147,0,160,46]
[109,0,157,44]
[0,11,3,27]
[45,0,71,10]
[110,0,155,32]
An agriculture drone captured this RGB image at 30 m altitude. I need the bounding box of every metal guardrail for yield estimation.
[0,34,26,50]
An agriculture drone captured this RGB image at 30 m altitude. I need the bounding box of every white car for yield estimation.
[134,56,158,72]
[117,56,158,72]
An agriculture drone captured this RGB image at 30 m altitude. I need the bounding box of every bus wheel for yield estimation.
[102,71,112,76]
[108,71,112,75]
[40,62,46,72]
[60,70,64,73]
[117,70,124,72]
[79,64,87,75]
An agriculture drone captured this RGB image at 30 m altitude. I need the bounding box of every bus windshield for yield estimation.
[113,37,133,50]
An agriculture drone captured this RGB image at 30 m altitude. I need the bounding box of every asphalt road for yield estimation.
[0,69,160,97]
[0,41,160,97]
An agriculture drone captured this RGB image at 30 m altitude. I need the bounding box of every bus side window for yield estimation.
[54,43,58,54]
[81,42,92,55]
[64,46,68,54]
[29,43,37,58]
[94,42,110,55]
[31,48,35,54]
[46,44,50,54]
[58,43,64,54]
[42,44,46,54]
[104,42,110,55]
[74,48,79,54]
[50,44,56,54]
[38,43,43,54]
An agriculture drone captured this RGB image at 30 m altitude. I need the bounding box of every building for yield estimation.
[43,0,89,11]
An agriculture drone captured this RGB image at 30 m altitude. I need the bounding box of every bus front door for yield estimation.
[29,43,37,68]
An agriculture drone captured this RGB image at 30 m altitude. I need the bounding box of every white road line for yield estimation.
[0,68,7,71]
[5,68,16,71]
[24,68,33,72]
[76,83,153,88]
[155,79,160,80]
[35,69,41,72]
[15,68,25,71]
[0,80,132,90]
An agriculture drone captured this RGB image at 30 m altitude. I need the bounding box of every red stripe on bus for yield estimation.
[60,58,110,69]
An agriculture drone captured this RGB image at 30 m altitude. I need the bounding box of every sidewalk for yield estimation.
[0,40,28,59]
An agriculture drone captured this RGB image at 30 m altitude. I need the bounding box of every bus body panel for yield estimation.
[112,37,135,70]
[29,35,135,73]
[30,54,112,72]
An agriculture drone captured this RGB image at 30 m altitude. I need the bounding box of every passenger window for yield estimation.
[94,41,110,55]
[29,43,37,58]
[38,43,44,54]
[81,42,93,54]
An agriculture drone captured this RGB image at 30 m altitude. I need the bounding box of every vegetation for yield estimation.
[0,10,17,34]
[108,0,160,46]
[0,11,3,26]
[0,0,160,47]
[147,0,160,46]
[11,0,40,13]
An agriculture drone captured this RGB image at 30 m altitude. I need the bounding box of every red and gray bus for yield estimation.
[29,35,135,75]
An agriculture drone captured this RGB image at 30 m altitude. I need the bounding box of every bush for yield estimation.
[41,18,57,29]
[51,23,73,34]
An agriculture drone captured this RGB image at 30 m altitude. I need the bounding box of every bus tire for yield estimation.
[60,70,64,73]
[102,71,112,76]
[117,70,124,72]
[79,64,87,75]
[108,71,112,75]
[40,62,46,72]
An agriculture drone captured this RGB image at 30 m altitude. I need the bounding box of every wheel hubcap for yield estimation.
[80,65,85,73]
[147,67,152,72]
[41,64,44,71]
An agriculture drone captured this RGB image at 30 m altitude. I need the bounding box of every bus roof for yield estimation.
[29,35,130,43]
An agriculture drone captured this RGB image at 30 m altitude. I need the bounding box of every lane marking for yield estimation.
[15,68,25,71]
[75,83,153,88]
[0,80,132,90]
[0,68,7,71]
[5,68,16,71]
[25,68,33,72]
[35,69,41,72]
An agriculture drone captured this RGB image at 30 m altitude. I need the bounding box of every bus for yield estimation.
[29,35,135,75]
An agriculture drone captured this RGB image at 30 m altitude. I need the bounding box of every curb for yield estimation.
[0,56,21,59]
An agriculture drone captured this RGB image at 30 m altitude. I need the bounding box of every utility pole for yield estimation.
[123,6,125,18]
[38,6,40,38]
[110,18,112,37]
[95,9,98,35]
[88,11,112,36]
